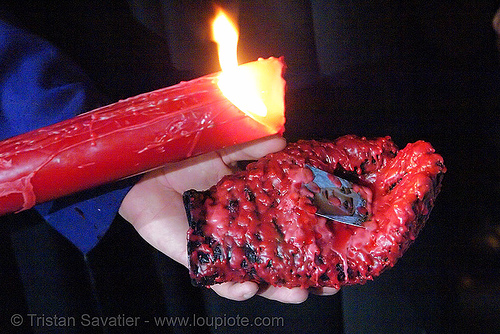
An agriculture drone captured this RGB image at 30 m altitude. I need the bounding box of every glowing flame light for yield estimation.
[212,10,267,118]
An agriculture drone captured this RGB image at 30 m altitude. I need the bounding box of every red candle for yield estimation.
[0,56,286,216]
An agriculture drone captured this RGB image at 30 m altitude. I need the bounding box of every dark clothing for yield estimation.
[1,1,499,333]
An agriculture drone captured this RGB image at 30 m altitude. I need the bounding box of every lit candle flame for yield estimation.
[212,12,238,72]
[212,9,268,118]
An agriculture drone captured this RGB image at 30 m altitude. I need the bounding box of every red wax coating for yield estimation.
[185,135,446,288]
[0,57,286,216]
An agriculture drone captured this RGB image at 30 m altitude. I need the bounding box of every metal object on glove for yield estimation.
[305,165,368,227]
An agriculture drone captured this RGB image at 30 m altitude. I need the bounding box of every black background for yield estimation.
[1,1,499,333]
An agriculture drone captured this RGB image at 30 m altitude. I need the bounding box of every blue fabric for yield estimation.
[34,179,136,254]
[0,19,133,253]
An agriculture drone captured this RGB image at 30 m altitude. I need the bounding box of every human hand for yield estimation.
[119,135,339,303]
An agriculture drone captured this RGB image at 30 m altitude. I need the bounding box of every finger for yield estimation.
[161,135,286,193]
[162,152,232,193]
[219,134,286,166]
[309,287,340,296]
[210,281,259,301]
[257,285,309,304]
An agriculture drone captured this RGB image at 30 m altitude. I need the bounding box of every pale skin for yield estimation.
[119,135,339,303]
